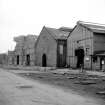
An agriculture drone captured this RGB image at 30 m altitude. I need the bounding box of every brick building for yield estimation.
[14,35,37,66]
[67,21,105,70]
[35,26,71,67]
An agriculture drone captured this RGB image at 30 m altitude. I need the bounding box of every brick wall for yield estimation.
[35,27,57,67]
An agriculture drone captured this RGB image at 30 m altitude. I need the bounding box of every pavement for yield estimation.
[0,68,104,105]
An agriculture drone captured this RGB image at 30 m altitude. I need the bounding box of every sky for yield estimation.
[0,0,105,53]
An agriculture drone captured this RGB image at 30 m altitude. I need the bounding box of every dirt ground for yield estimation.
[17,71,105,103]
[1,68,103,105]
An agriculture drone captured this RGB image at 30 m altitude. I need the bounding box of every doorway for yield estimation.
[42,54,47,67]
[17,55,19,65]
[75,48,84,68]
[26,54,30,66]
[57,40,67,68]
[100,57,105,70]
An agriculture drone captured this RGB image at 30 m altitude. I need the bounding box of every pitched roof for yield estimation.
[45,27,70,40]
[59,27,73,32]
[78,21,105,33]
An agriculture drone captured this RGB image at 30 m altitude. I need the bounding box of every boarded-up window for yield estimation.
[60,45,63,54]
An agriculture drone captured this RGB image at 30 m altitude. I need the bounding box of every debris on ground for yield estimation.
[67,77,76,79]
[96,91,105,95]
[16,85,33,89]
[17,70,105,101]
[74,80,96,85]
[38,76,43,78]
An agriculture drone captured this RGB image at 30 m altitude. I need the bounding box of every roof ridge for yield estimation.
[45,26,58,30]
[44,26,57,40]
[78,21,105,26]
[45,26,69,39]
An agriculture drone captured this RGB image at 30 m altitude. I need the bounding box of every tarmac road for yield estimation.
[0,68,103,105]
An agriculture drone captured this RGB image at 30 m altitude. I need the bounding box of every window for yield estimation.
[86,48,89,55]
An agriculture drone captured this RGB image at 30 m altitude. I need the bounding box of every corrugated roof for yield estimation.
[45,27,70,40]
[78,21,105,33]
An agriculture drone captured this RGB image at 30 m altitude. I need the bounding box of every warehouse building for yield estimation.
[35,26,72,67]
[67,21,105,70]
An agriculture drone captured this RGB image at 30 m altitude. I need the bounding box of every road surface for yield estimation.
[0,68,103,105]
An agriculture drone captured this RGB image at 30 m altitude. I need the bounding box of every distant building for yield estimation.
[35,26,72,67]
[8,51,15,65]
[67,21,105,70]
[14,35,37,66]
[0,53,8,65]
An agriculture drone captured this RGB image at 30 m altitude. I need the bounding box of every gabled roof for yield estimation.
[78,21,105,33]
[45,27,70,40]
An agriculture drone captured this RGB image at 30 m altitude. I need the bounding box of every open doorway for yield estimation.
[75,48,84,68]
[100,57,105,70]
[17,55,19,65]
[26,54,30,66]
[42,54,47,67]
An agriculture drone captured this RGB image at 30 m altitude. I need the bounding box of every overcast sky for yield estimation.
[0,0,105,53]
